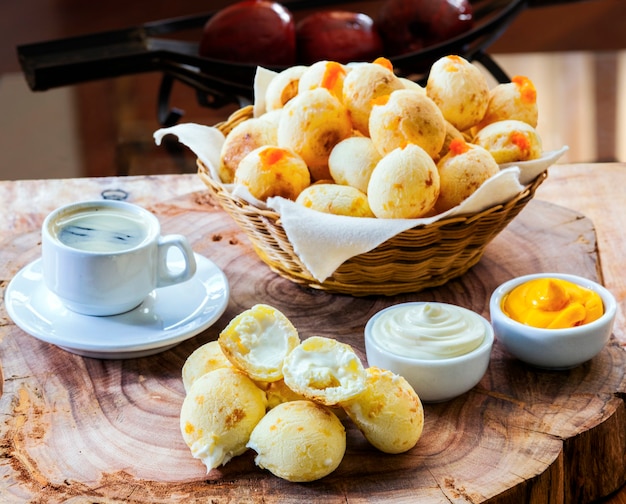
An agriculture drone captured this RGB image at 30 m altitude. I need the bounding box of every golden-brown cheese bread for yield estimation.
[180,367,267,471]
[277,87,352,181]
[328,136,381,193]
[182,340,234,393]
[369,89,446,159]
[260,108,283,128]
[340,367,424,454]
[282,336,367,406]
[435,138,500,213]
[247,400,346,482]
[436,120,466,161]
[400,77,427,94]
[295,183,374,217]
[472,119,542,164]
[263,379,308,409]
[475,75,538,131]
[426,55,490,132]
[264,65,307,111]
[367,144,440,219]
[218,303,300,382]
[298,60,348,100]
[218,117,278,183]
[342,60,404,136]
[234,145,311,201]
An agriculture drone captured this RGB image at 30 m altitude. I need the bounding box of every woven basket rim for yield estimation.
[197,158,545,231]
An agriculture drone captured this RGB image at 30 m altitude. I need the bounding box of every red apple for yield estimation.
[296,11,384,65]
[377,0,474,57]
[199,0,296,66]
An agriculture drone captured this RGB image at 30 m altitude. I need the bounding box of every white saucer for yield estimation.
[4,253,229,359]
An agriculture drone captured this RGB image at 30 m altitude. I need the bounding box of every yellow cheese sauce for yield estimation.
[370,303,486,360]
[502,277,603,329]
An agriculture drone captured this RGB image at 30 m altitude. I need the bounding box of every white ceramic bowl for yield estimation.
[489,273,617,369]
[364,302,494,403]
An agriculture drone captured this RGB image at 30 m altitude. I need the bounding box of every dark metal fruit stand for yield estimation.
[15,0,578,126]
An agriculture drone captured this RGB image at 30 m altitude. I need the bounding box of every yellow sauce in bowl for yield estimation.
[502,277,603,329]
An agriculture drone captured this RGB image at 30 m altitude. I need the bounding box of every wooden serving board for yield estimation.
[1,193,625,503]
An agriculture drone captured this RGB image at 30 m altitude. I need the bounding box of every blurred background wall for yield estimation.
[1,0,624,179]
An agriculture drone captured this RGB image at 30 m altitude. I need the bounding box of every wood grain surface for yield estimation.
[1,188,625,503]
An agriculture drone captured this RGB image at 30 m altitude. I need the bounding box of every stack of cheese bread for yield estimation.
[218,55,541,218]
[180,304,424,482]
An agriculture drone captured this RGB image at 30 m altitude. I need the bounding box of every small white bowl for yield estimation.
[364,302,494,403]
[489,273,617,369]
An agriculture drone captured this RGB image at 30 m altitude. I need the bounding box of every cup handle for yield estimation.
[156,235,197,288]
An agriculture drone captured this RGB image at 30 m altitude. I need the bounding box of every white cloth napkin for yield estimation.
[267,148,567,280]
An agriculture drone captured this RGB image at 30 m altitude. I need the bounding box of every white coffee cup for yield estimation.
[41,200,197,316]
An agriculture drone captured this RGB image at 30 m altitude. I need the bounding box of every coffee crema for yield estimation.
[54,208,150,252]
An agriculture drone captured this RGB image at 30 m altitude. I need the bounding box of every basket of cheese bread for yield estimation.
[155,55,567,296]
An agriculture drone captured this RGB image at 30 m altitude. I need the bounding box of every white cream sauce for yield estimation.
[371,303,485,360]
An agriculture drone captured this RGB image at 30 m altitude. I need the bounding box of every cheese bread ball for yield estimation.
[180,368,267,471]
[218,304,300,382]
[277,88,352,181]
[342,60,404,135]
[367,144,440,219]
[247,400,346,482]
[265,65,307,112]
[295,183,374,217]
[434,139,500,213]
[436,120,466,160]
[369,89,446,159]
[400,77,427,95]
[476,75,538,131]
[328,136,381,193]
[473,119,542,164]
[260,108,283,128]
[263,378,348,421]
[219,118,278,183]
[264,379,308,409]
[340,367,424,454]
[282,336,367,406]
[426,55,490,132]
[182,340,234,393]
[234,145,311,201]
[298,60,348,100]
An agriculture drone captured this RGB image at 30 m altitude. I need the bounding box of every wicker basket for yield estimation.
[198,106,548,296]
